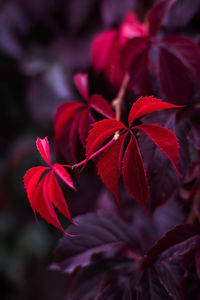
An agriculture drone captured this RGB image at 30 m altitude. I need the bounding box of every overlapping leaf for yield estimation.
[51,211,137,273]
[24,137,76,234]
[91,12,147,87]
[86,96,181,211]
[54,73,114,161]
[119,1,200,104]
[141,224,200,270]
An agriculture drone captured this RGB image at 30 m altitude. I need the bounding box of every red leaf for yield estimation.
[122,134,149,210]
[120,37,149,72]
[128,96,179,126]
[41,173,64,232]
[90,94,115,119]
[69,110,82,161]
[24,166,49,189]
[24,166,49,212]
[92,30,117,72]
[36,137,51,165]
[148,0,175,36]
[119,12,147,41]
[73,73,89,101]
[163,35,200,83]
[54,102,85,140]
[48,172,73,223]
[52,163,75,190]
[135,124,181,177]
[24,138,76,233]
[78,108,90,146]
[86,119,126,159]
[128,45,152,96]
[54,102,76,124]
[158,46,190,104]
[97,134,126,202]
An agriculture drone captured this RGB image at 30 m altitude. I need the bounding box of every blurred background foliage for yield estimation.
[1,0,200,299]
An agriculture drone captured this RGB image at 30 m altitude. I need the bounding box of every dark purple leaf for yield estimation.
[65,258,134,300]
[158,45,191,105]
[136,267,171,300]
[139,113,181,211]
[51,211,137,273]
[142,224,200,270]
[156,263,182,300]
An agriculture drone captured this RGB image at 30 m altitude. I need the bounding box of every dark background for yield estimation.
[0,1,153,299]
[1,0,200,299]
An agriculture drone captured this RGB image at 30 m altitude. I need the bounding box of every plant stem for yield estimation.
[187,191,200,224]
[63,139,114,169]
[64,73,130,170]
[112,72,130,121]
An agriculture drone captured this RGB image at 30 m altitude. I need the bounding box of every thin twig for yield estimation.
[187,191,200,224]
[112,72,130,121]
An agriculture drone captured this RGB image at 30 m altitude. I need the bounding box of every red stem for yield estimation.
[63,139,115,169]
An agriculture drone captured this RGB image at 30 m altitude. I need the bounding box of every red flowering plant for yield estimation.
[23,1,200,299]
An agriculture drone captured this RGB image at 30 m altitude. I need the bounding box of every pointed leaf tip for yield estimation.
[135,124,182,178]
[73,73,89,101]
[128,96,180,126]
[122,134,149,211]
[52,163,76,190]
[36,137,51,165]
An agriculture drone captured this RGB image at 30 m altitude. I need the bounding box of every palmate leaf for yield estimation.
[52,211,184,300]
[50,211,136,273]
[86,96,182,211]
[54,73,114,160]
[119,1,200,105]
[24,137,76,234]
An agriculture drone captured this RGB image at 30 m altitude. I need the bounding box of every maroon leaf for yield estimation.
[97,134,126,202]
[54,102,85,140]
[69,110,82,161]
[135,124,181,177]
[127,43,152,96]
[142,224,200,270]
[163,35,200,83]
[90,94,115,119]
[158,46,191,104]
[120,37,149,71]
[148,0,176,36]
[78,108,90,146]
[122,134,149,210]
[74,73,89,101]
[54,73,114,159]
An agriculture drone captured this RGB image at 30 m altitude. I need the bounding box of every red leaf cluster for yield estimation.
[86,96,181,210]
[91,12,147,87]
[24,137,76,235]
[54,73,114,160]
[92,1,200,104]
